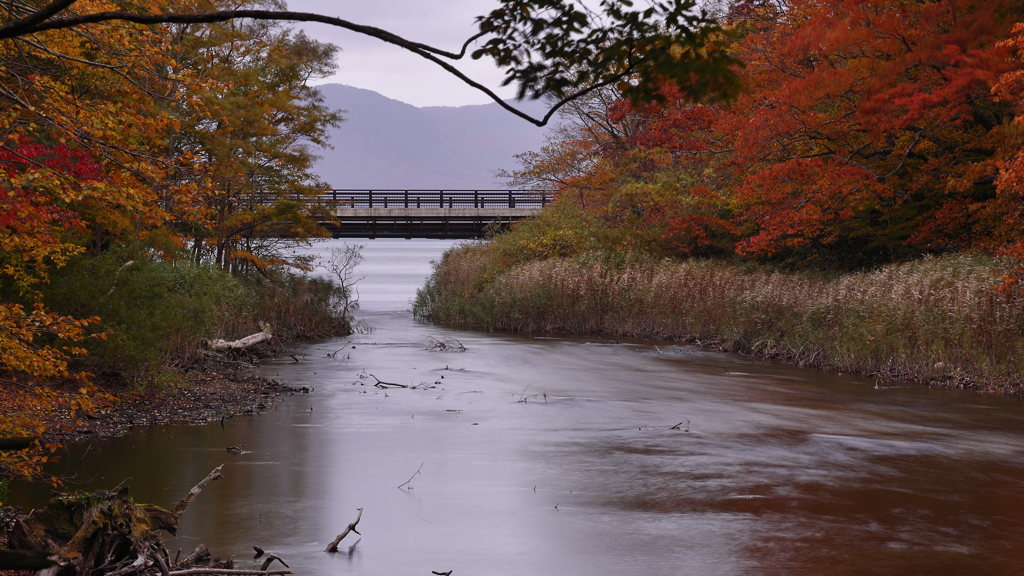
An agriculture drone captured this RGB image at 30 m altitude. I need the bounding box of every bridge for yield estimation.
[311,189,552,239]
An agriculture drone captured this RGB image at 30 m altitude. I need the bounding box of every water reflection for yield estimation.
[15,239,1024,575]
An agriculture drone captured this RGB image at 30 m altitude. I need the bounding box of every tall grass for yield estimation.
[415,248,1024,388]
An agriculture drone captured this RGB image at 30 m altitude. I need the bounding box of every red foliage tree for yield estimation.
[513,0,1024,267]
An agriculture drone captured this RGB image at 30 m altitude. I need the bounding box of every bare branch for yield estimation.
[258,554,289,571]
[171,464,224,519]
[397,462,423,489]
[0,0,78,36]
[0,8,642,127]
[324,508,363,553]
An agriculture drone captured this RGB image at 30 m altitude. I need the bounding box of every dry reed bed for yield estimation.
[416,251,1024,390]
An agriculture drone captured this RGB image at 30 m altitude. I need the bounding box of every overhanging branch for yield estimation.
[0,7,656,127]
[1,9,478,59]
[0,5,727,128]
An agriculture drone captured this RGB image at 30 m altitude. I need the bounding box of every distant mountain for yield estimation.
[309,84,550,190]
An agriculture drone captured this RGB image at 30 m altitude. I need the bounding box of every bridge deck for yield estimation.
[314,190,551,239]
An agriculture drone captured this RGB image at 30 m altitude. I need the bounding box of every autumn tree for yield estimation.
[993,22,1024,291]
[0,1,193,480]
[160,0,342,274]
[719,0,1024,265]
[511,0,1024,266]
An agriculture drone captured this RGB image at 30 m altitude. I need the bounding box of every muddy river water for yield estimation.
[17,239,1024,575]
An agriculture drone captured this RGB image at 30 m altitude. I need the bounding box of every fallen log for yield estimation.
[324,508,363,553]
[207,330,273,351]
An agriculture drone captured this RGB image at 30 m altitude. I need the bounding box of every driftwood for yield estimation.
[172,465,224,519]
[9,486,175,575]
[258,554,289,571]
[208,330,273,351]
[370,374,407,388]
[324,508,363,553]
[107,554,148,576]
[9,466,224,576]
[185,544,211,565]
[151,551,171,576]
[6,464,298,576]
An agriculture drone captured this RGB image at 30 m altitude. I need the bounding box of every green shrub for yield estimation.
[39,255,248,377]
[35,252,350,387]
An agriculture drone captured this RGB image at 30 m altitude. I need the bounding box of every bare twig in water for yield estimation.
[370,374,408,388]
[517,384,533,402]
[398,462,424,489]
[668,419,690,432]
[432,571,454,576]
[326,343,349,358]
[325,508,363,553]
[518,384,549,403]
[423,335,466,352]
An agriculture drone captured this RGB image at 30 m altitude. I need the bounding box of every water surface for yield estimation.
[18,239,1024,575]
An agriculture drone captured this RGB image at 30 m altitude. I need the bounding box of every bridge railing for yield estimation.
[312,189,552,210]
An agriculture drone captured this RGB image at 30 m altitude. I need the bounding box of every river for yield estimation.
[16,239,1024,575]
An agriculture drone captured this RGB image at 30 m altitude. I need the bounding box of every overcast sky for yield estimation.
[285,0,519,108]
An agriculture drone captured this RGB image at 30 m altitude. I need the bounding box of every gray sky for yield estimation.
[286,0,518,107]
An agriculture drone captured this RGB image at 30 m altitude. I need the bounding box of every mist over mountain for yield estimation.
[309,84,551,190]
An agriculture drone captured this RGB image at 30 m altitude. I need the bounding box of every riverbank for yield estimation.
[0,358,302,445]
[414,246,1024,394]
[55,368,302,441]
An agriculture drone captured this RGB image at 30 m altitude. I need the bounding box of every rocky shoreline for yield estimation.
[44,365,305,442]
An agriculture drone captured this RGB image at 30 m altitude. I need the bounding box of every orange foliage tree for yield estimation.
[0,1,179,479]
[993,22,1024,291]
